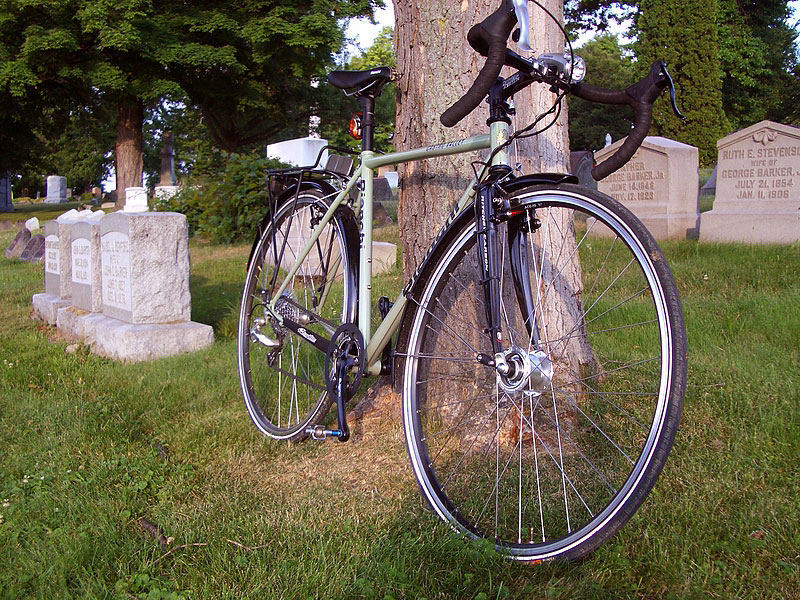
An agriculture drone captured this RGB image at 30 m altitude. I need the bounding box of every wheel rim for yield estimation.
[403,190,679,560]
[239,196,353,439]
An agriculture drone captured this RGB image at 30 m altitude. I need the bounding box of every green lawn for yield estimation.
[0,225,798,599]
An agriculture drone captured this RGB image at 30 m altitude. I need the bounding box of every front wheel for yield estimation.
[401,184,686,561]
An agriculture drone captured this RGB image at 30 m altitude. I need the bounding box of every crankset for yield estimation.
[307,323,364,442]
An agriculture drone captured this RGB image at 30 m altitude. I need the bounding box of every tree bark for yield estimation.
[393,0,594,444]
[115,95,144,208]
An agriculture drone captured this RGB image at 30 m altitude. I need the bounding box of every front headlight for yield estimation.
[566,53,587,83]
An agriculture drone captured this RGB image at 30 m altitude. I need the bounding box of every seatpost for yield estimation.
[359,95,376,152]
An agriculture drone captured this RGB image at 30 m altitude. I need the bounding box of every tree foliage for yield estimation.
[567,34,636,150]
[0,0,381,192]
[567,0,799,163]
[636,0,728,165]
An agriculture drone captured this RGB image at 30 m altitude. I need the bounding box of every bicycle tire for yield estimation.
[401,183,686,561]
[239,189,359,441]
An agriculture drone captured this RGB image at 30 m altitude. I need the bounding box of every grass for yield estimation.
[1,222,799,598]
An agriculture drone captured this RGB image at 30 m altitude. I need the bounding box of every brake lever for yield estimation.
[660,63,685,121]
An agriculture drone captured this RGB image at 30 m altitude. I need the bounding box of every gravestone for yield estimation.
[700,165,717,197]
[700,121,800,243]
[595,136,700,240]
[70,212,104,312]
[383,171,398,189]
[124,187,148,213]
[373,202,393,227]
[373,177,393,203]
[570,151,597,189]
[100,212,190,323]
[20,234,45,262]
[44,211,81,299]
[25,217,40,232]
[5,228,31,259]
[267,136,328,168]
[45,176,68,204]
[0,172,13,212]
[154,132,179,201]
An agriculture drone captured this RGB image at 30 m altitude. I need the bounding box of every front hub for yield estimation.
[495,347,554,396]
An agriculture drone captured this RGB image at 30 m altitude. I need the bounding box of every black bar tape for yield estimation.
[592,103,652,180]
[572,60,668,180]
[441,39,507,127]
[440,0,517,127]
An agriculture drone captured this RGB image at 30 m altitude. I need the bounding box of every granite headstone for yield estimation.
[700,121,800,243]
[5,228,31,259]
[595,136,700,240]
[45,175,68,204]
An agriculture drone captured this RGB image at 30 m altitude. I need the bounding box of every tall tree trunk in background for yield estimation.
[393,0,595,437]
[114,95,144,208]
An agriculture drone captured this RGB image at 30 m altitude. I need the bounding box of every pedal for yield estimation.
[305,425,345,440]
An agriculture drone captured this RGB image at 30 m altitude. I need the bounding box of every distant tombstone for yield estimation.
[123,187,148,213]
[5,228,31,259]
[0,172,13,212]
[70,213,104,312]
[19,234,45,263]
[569,151,597,189]
[157,132,177,186]
[25,217,40,232]
[700,165,717,196]
[45,176,68,204]
[373,177,393,203]
[595,136,700,240]
[100,212,191,324]
[267,136,328,168]
[700,121,800,243]
[383,171,399,189]
[44,213,80,299]
[605,134,612,148]
[154,132,179,202]
[373,202,393,227]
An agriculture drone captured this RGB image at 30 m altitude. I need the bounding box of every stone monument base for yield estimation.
[700,209,800,244]
[55,306,214,363]
[372,242,397,274]
[32,293,71,325]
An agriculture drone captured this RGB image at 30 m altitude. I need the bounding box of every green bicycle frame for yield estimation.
[268,121,511,376]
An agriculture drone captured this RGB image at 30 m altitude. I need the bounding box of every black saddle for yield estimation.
[328,67,393,96]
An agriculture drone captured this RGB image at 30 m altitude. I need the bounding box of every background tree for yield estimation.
[635,0,728,165]
[1,0,380,203]
[567,34,636,150]
[565,0,799,162]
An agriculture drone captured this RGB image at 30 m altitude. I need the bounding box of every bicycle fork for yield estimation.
[474,174,552,393]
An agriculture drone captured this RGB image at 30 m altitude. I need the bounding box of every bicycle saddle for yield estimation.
[328,67,393,96]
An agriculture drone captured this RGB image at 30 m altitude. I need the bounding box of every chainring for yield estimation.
[324,323,365,401]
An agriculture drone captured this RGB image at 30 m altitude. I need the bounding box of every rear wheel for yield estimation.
[239,189,358,441]
[402,184,686,561]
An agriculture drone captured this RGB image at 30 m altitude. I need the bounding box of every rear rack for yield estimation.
[266,145,360,212]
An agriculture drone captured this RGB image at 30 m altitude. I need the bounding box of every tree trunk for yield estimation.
[393,0,594,443]
[115,95,144,208]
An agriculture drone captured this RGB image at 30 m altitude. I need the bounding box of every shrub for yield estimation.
[156,152,287,243]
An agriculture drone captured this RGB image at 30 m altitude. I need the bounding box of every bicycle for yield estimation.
[238,0,687,562]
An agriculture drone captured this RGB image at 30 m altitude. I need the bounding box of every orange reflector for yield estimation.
[349,113,363,140]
